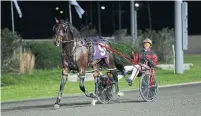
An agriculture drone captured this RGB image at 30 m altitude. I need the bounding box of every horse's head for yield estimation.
[53,17,73,47]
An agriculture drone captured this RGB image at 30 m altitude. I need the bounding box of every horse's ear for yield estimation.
[55,17,59,23]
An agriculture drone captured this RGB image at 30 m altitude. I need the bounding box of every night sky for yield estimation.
[1,1,201,39]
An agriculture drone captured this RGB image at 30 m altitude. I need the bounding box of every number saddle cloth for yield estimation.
[86,36,107,63]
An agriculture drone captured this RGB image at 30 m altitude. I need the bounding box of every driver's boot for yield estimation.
[126,67,138,86]
[126,78,133,86]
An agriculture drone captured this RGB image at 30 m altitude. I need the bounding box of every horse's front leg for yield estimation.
[53,67,69,109]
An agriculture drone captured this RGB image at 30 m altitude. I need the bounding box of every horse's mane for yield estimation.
[60,20,82,40]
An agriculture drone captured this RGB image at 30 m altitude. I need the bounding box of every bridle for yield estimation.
[53,22,77,44]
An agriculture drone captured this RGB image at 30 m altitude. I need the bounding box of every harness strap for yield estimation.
[62,40,74,43]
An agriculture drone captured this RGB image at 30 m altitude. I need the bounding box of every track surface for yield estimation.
[2,83,201,116]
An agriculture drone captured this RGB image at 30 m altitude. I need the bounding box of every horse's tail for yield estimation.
[109,42,125,73]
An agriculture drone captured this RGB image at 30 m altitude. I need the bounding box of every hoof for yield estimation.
[53,104,60,110]
[90,93,96,98]
[117,91,124,97]
[91,99,98,106]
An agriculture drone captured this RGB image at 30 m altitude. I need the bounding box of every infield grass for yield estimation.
[1,55,201,102]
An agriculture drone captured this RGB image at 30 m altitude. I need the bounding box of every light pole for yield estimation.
[134,2,152,29]
[131,1,134,46]
[11,0,23,33]
[147,1,152,29]
[69,2,72,24]
[90,1,93,24]
[97,1,101,35]
[134,3,139,42]
[11,1,14,33]
[113,3,125,33]
[97,1,106,35]
[175,0,184,74]
[112,3,116,33]
[131,1,139,47]
[85,11,88,25]
[118,1,121,30]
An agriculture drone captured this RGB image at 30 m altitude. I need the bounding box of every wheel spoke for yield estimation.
[142,87,148,95]
[95,75,115,104]
[104,89,109,100]
[150,88,155,97]
[96,85,113,104]
[149,88,154,99]
[142,79,148,87]
[140,73,158,102]
[146,88,150,99]
[103,92,107,102]
[148,79,157,99]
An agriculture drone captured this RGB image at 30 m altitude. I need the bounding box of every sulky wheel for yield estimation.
[139,73,158,102]
[95,76,114,104]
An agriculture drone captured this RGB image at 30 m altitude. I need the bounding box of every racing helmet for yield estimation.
[143,38,152,45]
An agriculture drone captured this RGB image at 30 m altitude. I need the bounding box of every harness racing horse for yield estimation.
[52,18,124,109]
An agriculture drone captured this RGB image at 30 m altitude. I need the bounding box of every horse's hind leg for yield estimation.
[105,55,124,97]
[110,70,120,95]
[79,75,97,99]
[78,69,96,98]
[53,67,69,109]
[91,63,100,106]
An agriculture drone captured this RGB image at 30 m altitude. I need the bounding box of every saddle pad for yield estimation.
[89,37,107,60]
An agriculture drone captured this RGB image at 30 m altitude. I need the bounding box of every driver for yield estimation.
[124,38,158,86]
